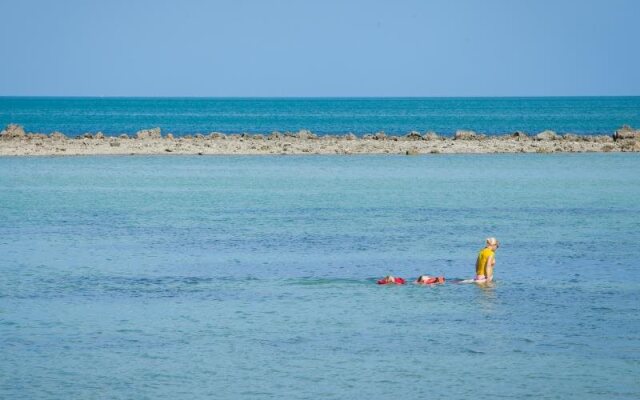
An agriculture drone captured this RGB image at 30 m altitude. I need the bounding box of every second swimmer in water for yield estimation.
[415,275,446,285]
[377,275,406,285]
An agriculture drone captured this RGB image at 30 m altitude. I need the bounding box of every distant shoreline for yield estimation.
[1,125,639,156]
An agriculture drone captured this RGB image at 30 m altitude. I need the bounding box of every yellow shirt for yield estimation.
[475,247,495,277]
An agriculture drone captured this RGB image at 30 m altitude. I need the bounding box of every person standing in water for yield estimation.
[475,237,499,282]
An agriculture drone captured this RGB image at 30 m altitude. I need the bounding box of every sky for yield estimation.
[1,0,639,97]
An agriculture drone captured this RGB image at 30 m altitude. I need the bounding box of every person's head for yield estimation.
[486,237,500,250]
[384,275,395,283]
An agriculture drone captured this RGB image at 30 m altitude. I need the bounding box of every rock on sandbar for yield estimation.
[0,124,26,139]
[136,127,162,139]
[614,125,640,140]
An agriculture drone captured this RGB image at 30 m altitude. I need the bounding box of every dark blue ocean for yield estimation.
[1,96,639,136]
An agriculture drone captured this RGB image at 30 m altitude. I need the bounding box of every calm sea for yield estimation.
[1,154,639,399]
[1,97,639,135]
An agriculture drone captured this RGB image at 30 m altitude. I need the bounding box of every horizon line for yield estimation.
[1,95,639,99]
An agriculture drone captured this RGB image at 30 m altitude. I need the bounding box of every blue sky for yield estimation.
[1,0,638,96]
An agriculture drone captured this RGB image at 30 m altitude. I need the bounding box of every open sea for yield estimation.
[1,96,640,136]
[1,153,639,399]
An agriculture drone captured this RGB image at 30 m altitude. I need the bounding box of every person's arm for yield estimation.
[485,255,494,281]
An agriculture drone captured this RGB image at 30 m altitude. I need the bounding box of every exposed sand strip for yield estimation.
[1,125,639,156]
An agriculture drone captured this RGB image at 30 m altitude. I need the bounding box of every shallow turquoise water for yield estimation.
[1,154,639,399]
[1,97,640,135]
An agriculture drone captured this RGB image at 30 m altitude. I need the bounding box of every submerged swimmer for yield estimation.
[377,275,406,285]
[475,237,499,282]
[415,275,445,285]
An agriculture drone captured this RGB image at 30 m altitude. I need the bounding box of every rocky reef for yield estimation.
[1,125,638,156]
